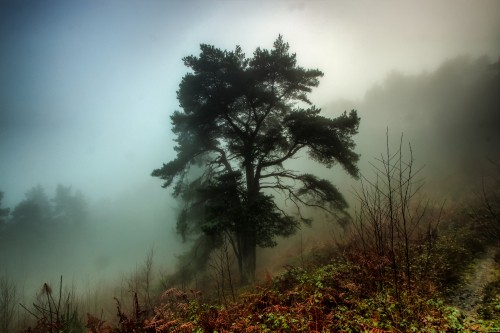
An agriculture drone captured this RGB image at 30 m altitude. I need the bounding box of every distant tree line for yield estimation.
[0,185,87,237]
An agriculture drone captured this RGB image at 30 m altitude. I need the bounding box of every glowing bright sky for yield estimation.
[1,0,500,207]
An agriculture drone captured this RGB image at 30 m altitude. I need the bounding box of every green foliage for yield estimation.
[478,276,500,324]
[429,194,500,289]
[87,260,487,333]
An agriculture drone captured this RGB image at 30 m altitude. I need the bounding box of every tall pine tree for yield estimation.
[153,36,360,284]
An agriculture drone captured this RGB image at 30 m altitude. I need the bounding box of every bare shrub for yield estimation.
[20,276,84,333]
[126,247,156,313]
[0,275,19,333]
[350,132,440,301]
[208,234,236,306]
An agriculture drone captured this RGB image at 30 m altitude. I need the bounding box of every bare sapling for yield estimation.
[351,132,436,303]
[209,234,236,306]
[0,275,19,333]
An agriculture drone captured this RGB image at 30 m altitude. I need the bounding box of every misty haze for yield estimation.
[1,1,499,332]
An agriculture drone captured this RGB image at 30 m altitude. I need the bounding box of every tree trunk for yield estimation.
[236,228,256,285]
[236,156,259,284]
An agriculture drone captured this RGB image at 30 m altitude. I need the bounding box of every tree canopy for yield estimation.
[11,185,52,227]
[52,184,87,226]
[152,36,360,284]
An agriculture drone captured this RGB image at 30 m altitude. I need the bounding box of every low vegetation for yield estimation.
[71,207,499,332]
[0,137,495,333]
[6,146,497,333]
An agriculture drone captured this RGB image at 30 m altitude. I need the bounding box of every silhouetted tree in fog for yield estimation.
[0,192,9,227]
[153,36,360,284]
[11,185,52,228]
[52,184,87,226]
[10,201,40,226]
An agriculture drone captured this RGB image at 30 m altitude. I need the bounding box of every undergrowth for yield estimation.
[17,198,499,333]
[16,146,500,332]
[79,260,488,333]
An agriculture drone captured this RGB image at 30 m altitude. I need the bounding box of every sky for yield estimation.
[1,0,500,208]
